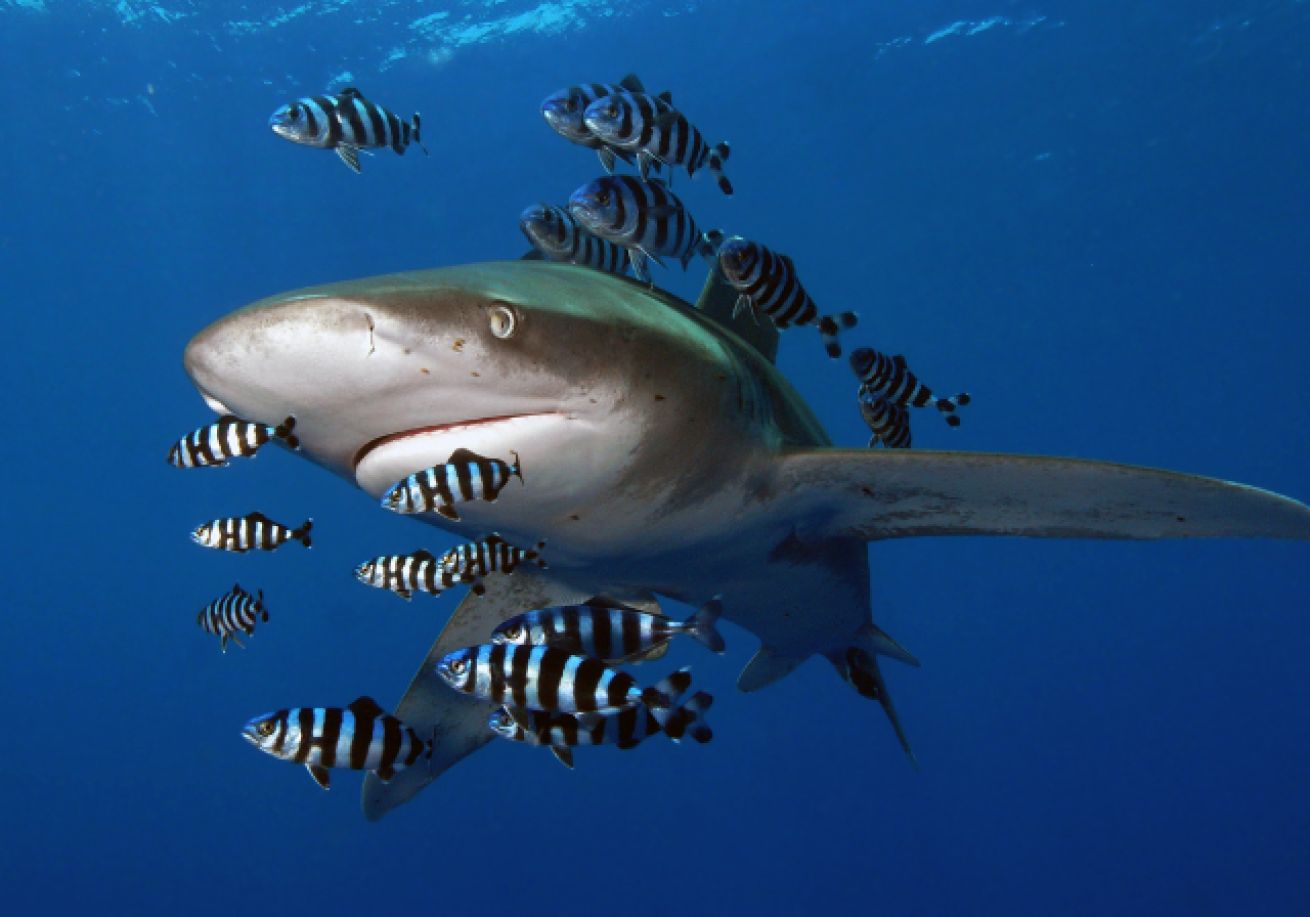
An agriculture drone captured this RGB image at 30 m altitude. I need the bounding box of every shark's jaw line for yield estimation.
[352,412,567,471]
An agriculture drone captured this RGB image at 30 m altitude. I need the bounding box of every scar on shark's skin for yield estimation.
[365,314,375,356]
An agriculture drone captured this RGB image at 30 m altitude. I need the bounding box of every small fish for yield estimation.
[198,583,267,652]
[858,391,912,449]
[440,534,547,585]
[435,644,684,715]
[167,415,298,469]
[850,347,971,426]
[488,675,713,769]
[492,595,724,662]
[242,696,432,790]
[583,91,732,195]
[268,87,427,173]
[381,448,522,521]
[540,73,651,173]
[520,203,632,275]
[568,176,719,283]
[191,512,312,553]
[715,237,858,358]
[354,549,483,602]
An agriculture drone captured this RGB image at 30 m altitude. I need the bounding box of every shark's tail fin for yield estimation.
[829,624,919,769]
[681,596,726,653]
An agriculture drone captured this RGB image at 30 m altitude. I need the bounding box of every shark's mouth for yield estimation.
[352,411,568,497]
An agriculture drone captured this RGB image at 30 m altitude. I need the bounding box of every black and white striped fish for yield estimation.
[440,534,547,584]
[520,203,632,275]
[583,91,732,195]
[268,88,426,173]
[850,347,971,426]
[858,391,913,449]
[191,512,312,553]
[541,73,651,173]
[489,680,713,768]
[436,644,684,715]
[568,176,719,282]
[167,415,298,469]
[492,595,723,662]
[380,448,522,521]
[198,583,267,652]
[242,696,432,790]
[354,548,483,602]
[716,237,858,359]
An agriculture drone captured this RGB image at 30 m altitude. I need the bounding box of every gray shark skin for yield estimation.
[182,261,1310,820]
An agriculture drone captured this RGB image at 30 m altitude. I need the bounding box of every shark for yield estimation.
[182,261,1310,820]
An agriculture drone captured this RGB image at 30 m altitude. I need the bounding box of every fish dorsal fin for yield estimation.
[892,354,907,368]
[411,549,437,561]
[445,447,487,465]
[778,253,797,274]
[348,696,387,719]
[775,448,1310,543]
[655,90,673,104]
[245,511,271,523]
[694,268,780,364]
[338,87,364,98]
[618,73,644,92]
[583,594,644,613]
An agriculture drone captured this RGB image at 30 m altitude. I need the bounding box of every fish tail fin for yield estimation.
[647,666,694,732]
[529,540,548,569]
[830,641,918,769]
[412,113,429,155]
[274,415,300,450]
[654,688,714,743]
[817,312,859,359]
[708,141,732,195]
[639,683,675,710]
[292,518,313,548]
[934,391,972,427]
[683,596,726,653]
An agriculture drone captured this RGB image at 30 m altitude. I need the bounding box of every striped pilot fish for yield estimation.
[520,203,631,276]
[191,512,312,553]
[716,236,858,359]
[198,583,267,652]
[858,390,913,449]
[381,448,522,521]
[354,548,483,602]
[568,175,720,283]
[489,679,713,769]
[849,346,971,426]
[492,594,724,663]
[440,534,547,584]
[541,73,652,173]
[167,415,298,469]
[436,644,686,715]
[242,696,432,790]
[268,87,427,174]
[583,91,732,195]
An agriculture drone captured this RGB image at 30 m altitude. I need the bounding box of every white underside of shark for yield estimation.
[181,261,1310,819]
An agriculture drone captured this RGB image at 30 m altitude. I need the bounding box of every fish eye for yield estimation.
[597,191,610,206]
[488,304,517,339]
[505,624,522,639]
[450,659,467,675]
[257,721,275,737]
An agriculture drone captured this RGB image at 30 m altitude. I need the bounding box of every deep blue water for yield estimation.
[3,1,1309,913]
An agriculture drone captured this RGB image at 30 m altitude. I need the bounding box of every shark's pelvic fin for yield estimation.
[777,450,1310,542]
[361,567,597,822]
[738,645,808,693]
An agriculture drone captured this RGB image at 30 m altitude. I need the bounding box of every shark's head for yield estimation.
[183,262,751,550]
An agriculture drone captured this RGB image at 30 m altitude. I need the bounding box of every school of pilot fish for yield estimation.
[169,74,973,793]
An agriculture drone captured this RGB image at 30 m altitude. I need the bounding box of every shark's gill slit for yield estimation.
[365,313,376,356]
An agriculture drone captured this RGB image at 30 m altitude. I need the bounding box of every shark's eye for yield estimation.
[488,305,517,339]
[257,721,275,737]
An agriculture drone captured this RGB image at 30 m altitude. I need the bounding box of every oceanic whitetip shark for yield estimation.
[182,261,1310,820]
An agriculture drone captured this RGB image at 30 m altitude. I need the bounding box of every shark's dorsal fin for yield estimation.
[694,269,780,364]
[775,449,1310,542]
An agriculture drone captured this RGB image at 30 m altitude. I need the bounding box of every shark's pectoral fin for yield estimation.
[361,567,601,821]
[738,645,809,693]
[776,449,1310,542]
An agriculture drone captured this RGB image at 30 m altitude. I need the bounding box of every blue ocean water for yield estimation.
[2,0,1308,913]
